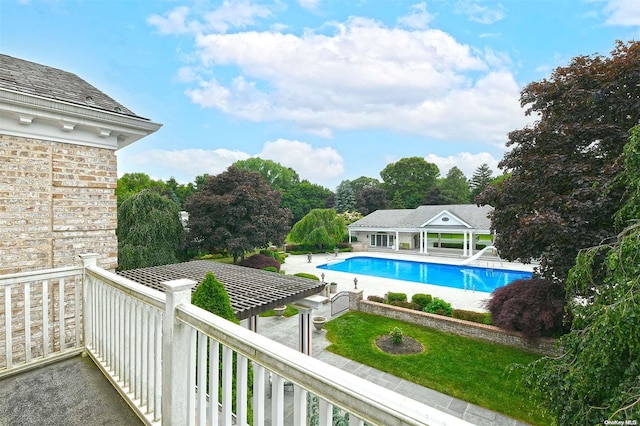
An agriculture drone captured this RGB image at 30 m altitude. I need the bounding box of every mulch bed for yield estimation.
[375,335,424,355]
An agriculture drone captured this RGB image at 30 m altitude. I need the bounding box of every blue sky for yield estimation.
[2,1,639,190]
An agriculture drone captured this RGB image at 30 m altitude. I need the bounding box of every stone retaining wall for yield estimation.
[356,299,558,356]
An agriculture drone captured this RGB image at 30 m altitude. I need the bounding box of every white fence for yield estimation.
[2,255,471,426]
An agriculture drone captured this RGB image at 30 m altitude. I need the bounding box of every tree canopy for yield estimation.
[116,189,184,271]
[287,208,346,249]
[477,40,640,282]
[381,157,440,208]
[356,186,387,215]
[439,166,471,204]
[184,166,292,262]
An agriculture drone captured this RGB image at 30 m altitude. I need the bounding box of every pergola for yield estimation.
[118,260,328,355]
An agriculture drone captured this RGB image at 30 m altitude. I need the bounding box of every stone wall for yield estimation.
[0,134,118,273]
[357,299,558,356]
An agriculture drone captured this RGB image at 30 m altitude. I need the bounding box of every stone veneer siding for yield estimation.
[357,299,558,356]
[0,134,118,273]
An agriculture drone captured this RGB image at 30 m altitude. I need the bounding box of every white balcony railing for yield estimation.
[1,254,472,426]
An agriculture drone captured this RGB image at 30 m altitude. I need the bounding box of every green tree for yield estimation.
[192,272,238,323]
[115,172,166,206]
[185,166,292,263]
[477,41,640,283]
[288,209,346,249]
[469,164,493,201]
[233,158,300,191]
[523,223,640,424]
[117,189,184,271]
[439,166,471,204]
[380,157,440,208]
[334,180,356,213]
[350,176,381,194]
[282,180,332,224]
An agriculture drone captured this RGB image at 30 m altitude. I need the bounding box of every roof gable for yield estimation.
[422,210,470,227]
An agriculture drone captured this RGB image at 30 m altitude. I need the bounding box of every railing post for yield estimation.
[162,278,197,425]
[80,253,100,350]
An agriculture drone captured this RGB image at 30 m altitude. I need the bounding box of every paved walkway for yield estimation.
[252,251,534,426]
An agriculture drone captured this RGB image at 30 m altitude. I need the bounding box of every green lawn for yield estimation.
[324,312,554,426]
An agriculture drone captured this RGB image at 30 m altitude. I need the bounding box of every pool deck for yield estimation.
[281,249,536,312]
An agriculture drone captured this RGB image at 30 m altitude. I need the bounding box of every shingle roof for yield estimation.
[117,260,326,320]
[349,204,493,230]
[0,54,144,119]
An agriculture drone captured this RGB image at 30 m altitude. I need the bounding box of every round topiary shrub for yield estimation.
[387,292,407,303]
[390,300,421,310]
[487,278,566,339]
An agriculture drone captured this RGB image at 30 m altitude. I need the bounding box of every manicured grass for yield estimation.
[324,312,554,426]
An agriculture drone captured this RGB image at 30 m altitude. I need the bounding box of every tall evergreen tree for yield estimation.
[334,180,356,213]
[469,164,493,200]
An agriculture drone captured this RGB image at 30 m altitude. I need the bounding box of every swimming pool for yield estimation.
[317,256,532,293]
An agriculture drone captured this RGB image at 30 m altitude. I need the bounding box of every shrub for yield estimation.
[192,272,238,323]
[367,295,386,303]
[390,327,403,345]
[387,292,407,303]
[452,309,491,324]
[262,266,278,273]
[293,272,320,280]
[424,297,453,317]
[259,248,286,263]
[487,278,566,339]
[239,254,281,272]
[390,300,421,310]
[411,293,433,310]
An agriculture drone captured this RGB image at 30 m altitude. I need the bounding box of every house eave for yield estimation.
[0,88,162,150]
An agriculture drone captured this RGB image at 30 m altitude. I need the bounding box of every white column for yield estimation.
[469,231,474,256]
[161,278,197,426]
[462,232,468,257]
[298,307,313,356]
[395,231,399,251]
[424,230,428,255]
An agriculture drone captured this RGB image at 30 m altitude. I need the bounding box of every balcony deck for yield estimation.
[0,354,142,426]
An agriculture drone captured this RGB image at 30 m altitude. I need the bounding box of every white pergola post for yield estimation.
[161,278,197,426]
[297,306,313,356]
[247,315,258,332]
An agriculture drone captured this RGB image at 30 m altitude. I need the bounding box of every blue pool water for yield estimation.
[317,256,532,293]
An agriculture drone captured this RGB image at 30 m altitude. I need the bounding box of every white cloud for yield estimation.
[123,148,251,179]
[398,3,434,30]
[424,152,501,178]
[455,0,505,25]
[148,1,273,35]
[183,16,528,144]
[297,0,321,12]
[602,0,640,26]
[258,139,345,183]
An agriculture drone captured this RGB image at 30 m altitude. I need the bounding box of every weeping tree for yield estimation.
[288,209,346,250]
[521,125,640,424]
[117,189,184,271]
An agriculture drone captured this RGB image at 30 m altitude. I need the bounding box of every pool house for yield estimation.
[348,205,495,257]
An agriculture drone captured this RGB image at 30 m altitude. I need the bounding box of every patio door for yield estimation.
[371,234,394,248]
